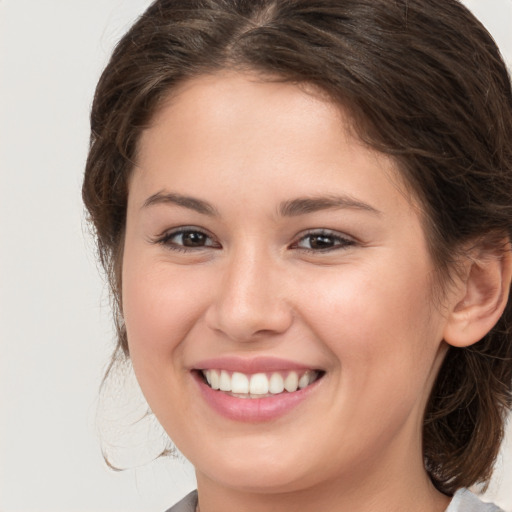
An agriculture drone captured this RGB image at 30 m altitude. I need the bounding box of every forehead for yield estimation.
[133,71,417,218]
[144,71,351,154]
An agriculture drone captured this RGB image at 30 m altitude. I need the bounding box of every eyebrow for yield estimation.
[142,191,218,216]
[142,191,380,217]
[279,195,381,217]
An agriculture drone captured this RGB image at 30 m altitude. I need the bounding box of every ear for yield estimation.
[443,240,512,348]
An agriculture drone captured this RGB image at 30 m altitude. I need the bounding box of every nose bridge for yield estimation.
[206,241,292,341]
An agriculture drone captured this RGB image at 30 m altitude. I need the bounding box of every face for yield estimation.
[122,72,452,495]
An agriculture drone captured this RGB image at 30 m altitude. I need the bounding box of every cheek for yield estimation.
[122,255,211,360]
[120,256,215,434]
[305,261,440,386]
[303,265,443,452]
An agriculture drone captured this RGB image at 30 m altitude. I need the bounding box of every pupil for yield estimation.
[310,235,333,249]
[183,231,206,247]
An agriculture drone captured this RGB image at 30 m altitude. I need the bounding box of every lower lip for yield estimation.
[193,372,321,422]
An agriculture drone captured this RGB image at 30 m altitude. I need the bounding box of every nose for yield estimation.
[205,247,293,343]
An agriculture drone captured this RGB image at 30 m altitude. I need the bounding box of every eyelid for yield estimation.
[151,225,221,250]
[290,228,356,252]
[150,226,356,253]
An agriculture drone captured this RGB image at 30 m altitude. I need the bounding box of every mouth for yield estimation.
[192,357,326,421]
[197,369,324,399]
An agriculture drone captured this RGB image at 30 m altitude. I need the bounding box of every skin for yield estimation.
[122,72,463,512]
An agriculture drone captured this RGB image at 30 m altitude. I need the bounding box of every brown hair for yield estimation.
[83,0,512,494]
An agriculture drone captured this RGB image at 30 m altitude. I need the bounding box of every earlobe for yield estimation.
[443,241,512,348]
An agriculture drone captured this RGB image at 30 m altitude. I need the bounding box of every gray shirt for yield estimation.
[165,489,505,512]
[446,489,505,512]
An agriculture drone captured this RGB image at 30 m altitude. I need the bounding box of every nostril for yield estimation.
[204,297,293,342]
[203,258,293,341]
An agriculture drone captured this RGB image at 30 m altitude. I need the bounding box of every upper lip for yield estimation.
[192,356,320,374]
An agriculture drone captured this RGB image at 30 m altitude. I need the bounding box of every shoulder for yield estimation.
[164,490,198,512]
[446,489,505,512]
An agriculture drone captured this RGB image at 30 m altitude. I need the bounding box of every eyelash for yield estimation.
[152,227,355,254]
[153,227,220,253]
[291,229,356,253]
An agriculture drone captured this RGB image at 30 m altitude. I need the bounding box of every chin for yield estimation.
[202,466,311,495]
[192,443,329,495]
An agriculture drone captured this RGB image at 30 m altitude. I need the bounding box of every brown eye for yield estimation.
[180,231,208,247]
[156,227,220,251]
[308,234,337,250]
[295,230,355,252]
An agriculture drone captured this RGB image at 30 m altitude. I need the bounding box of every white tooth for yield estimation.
[204,370,212,386]
[219,370,231,391]
[231,372,249,394]
[284,371,299,392]
[210,370,220,390]
[249,373,269,395]
[298,371,311,389]
[269,372,285,394]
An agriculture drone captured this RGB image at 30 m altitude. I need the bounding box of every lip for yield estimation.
[192,356,315,374]
[191,357,324,422]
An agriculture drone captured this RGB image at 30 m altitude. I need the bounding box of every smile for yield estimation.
[192,358,326,422]
[201,369,321,398]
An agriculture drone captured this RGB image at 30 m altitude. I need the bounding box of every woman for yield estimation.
[83,1,512,510]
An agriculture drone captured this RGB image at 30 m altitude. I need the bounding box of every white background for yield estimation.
[1,1,511,511]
